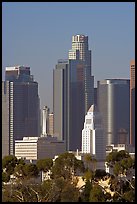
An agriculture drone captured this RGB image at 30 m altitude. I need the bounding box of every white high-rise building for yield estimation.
[82,105,106,161]
[42,106,49,136]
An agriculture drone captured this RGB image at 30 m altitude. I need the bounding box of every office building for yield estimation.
[97,79,130,146]
[53,59,69,142]
[49,113,54,136]
[130,60,135,146]
[53,59,85,151]
[2,81,10,157]
[53,35,94,151]
[69,34,94,113]
[15,136,66,160]
[2,66,40,157]
[82,105,106,161]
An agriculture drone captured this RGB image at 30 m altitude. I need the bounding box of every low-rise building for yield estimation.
[15,135,66,160]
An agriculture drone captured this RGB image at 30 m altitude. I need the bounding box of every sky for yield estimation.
[2,2,135,111]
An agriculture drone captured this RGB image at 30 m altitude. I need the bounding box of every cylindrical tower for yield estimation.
[42,106,49,136]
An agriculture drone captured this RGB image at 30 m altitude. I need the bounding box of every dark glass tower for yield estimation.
[2,66,40,157]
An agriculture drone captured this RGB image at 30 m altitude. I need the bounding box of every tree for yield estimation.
[60,182,79,202]
[89,184,105,202]
[106,150,130,168]
[2,172,10,183]
[2,155,18,176]
[80,180,92,202]
[51,152,84,181]
[83,169,94,182]
[106,150,134,177]
[36,158,53,172]
[23,163,39,178]
[84,153,92,170]
[94,169,107,179]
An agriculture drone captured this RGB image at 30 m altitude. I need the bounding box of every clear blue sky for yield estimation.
[2,2,135,111]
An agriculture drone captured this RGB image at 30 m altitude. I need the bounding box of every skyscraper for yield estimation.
[97,79,130,146]
[53,59,69,142]
[2,66,40,157]
[53,59,85,150]
[53,35,94,151]
[69,34,94,113]
[130,60,135,146]
[82,105,106,161]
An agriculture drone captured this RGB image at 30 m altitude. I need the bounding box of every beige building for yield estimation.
[15,136,66,160]
[49,113,54,136]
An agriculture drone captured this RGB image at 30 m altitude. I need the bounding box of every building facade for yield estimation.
[2,66,40,157]
[82,105,106,161]
[130,60,135,146]
[97,79,130,146]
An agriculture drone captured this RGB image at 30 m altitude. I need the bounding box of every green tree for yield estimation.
[89,184,105,202]
[83,169,94,181]
[94,169,107,179]
[2,171,10,183]
[80,180,92,202]
[2,155,18,175]
[36,158,53,172]
[60,182,79,202]
[84,153,92,170]
[51,152,84,181]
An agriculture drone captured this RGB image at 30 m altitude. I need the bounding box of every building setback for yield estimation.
[97,79,130,146]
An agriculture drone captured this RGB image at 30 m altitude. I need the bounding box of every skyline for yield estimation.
[2,2,135,111]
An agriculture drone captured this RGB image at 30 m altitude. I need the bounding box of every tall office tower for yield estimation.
[2,66,40,157]
[42,106,49,136]
[69,34,94,113]
[49,113,54,136]
[82,105,106,161]
[97,79,130,146]
[130,60,135,146]
[2,81,10,157]
[53,59,69,142]
[53,59,85,150]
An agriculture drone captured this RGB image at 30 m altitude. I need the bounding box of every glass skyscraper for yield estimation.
[2,66,40,157]
[69,34,94,114]
[97,79,130,146]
